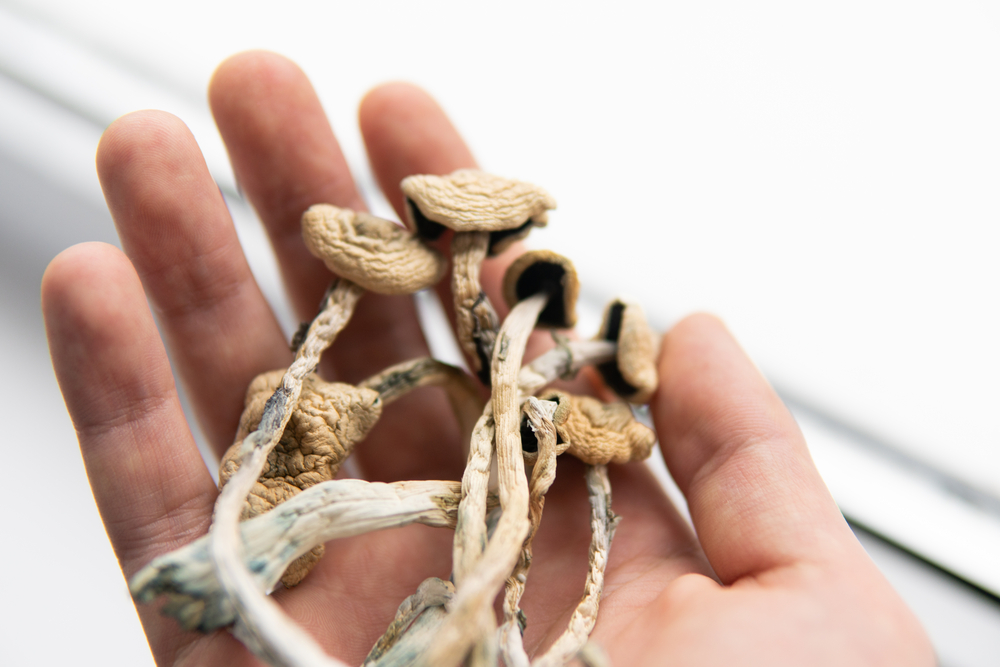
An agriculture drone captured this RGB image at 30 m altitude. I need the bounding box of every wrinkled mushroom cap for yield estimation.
[302,204,447,295]
[502,249,579,329]
[539,389,655,465]
[219,370,382,585]
[595,299,659,404]
[401,169,555,243]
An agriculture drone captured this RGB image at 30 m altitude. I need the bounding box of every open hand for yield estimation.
[42,50,933,667]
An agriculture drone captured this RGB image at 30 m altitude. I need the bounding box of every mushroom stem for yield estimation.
[530,464,619,667]
[498,397,559,667]
[518,337,617,396]
[499,627,531,667]
[209,278,364,667]
[363,577,455,666]
[451,406,495,585]
[575,643,613,667]
[130,479,471,633]
[367,605,451,667]
[358,356,484,443]
[426,291,549,667]
[452,231,500,385]
[451,408,501,667]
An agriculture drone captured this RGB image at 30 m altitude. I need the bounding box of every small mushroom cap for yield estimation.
[401,169,555,235]
[595,299,659,404]
[539,389,655,465]
[219,370,382,586]
[502,249,579,329]
[302,204,447,295]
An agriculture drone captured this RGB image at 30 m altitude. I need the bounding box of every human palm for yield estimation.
[42,51,933,666]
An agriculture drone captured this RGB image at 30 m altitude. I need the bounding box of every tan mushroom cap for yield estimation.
[219,370,382,586]
[539,389,655,465]
[401,169,556,233]
[595,299,659,404]
[502,249,579,329]
[302,204,447,295]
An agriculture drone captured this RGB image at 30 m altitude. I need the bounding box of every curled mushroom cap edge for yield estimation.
[401,169,556,254]
[595,298,659,404]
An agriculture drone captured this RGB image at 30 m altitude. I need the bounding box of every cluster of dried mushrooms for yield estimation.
[129,169,661,667]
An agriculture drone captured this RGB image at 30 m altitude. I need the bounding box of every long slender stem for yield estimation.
[363,577,455,666]
[452,231,499,384]
[531,464,619,667]
[518,339,616,396]
[425,292,549,666]
[130,479,470,633]
[452,407,495,584]
[498,397,559,667]
[209,279,364,667]
[359,356,484,443]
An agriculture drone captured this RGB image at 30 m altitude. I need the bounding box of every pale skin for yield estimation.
[41,51,935,667]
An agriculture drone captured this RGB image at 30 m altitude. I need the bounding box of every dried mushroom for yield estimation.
[595,299,659,404]
[518,336,616,397]
[130,479,477,633]
[302,204,446,295]
[402,169,556,385]
[425,289,551,666]
[502,249,579,329]
[401,169,555,249]
[127,157,665,667]
[539,389,655,465]
[219,369,382,586]
[499,397,558,667]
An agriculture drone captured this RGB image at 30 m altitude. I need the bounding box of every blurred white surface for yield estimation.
[6,0,996,495]
[0,2,998,665]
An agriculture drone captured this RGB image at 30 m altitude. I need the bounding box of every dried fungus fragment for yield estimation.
[595,299,659,404]
[400,170,553,386]
[219,369,382,586]
[428,292,551,666]
[499,397,559,667]
[129,480,469,634]
[539,389,655,465]
[358,356,484,444]
[502,249,579,329]
[518,336,617,397]
[449,230,499,385]
[531,465,619,667]
[302,204,447,295]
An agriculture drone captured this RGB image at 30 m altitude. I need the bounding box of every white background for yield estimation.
[9,0,996,493]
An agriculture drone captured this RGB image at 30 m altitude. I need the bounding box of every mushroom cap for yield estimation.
[502,249,579,329]
[539,389,655,465]
[487,218,536,256]
[595,299,659,404]
[219,370,382,586]
[401,169,555,235]
[301,204,447,295]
